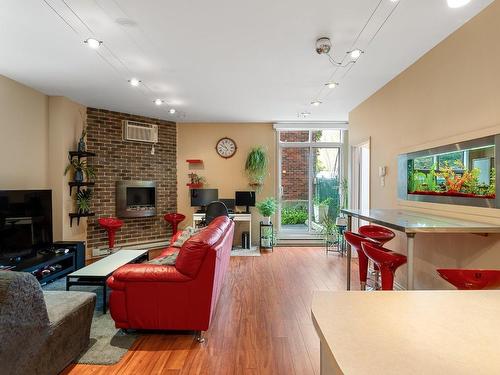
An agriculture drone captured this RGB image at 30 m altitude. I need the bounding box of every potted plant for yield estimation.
[256,197,276,225]
[321,216,338,246]
[260,227,276,248]
[64,157,95,183]
[314,197,332,223]
[245,147,268,191]
[76,189,92,214]
[336,178,348,226]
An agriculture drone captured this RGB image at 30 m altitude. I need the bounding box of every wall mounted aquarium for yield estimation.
[398,135,500,208]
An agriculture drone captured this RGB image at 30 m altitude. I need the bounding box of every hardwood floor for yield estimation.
[63,247,357,375]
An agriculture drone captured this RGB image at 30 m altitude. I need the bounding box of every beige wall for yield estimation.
[48,97,87,242]
[349,1,500,289]
[177,123,276,245]
[0,75,49,189]
[0,75,86,245]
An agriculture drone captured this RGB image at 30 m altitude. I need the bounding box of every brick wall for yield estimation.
[86,108,177,251]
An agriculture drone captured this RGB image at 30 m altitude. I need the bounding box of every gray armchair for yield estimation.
[0,271,96,375]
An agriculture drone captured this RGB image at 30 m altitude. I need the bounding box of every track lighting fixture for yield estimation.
[447,0,471,8]
[154,99,163,105]
[311,100,322,107]
[84,38,102,49]
[128,78,141,87]
[315,37,332,55]
[325,82,339,89]
[349,49,364,60]
[169,108,176,114]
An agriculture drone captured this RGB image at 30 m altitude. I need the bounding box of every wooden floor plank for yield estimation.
[66,247,355,375]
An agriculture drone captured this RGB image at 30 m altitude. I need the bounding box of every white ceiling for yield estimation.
[0,0,494,123]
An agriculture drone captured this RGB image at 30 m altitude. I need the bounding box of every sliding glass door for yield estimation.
[277,129,344,239]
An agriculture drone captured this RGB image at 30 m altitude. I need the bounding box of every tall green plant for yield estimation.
[256,197,277,217]
[245,147,268,189]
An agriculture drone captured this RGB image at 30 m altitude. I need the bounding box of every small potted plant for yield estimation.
[64,157,95,183]
[256,197,277,225]
[336,178,348,226]
[76,189,92,214]
[245,147,268,191]
[78,128,87,152]
[314,197,332,223]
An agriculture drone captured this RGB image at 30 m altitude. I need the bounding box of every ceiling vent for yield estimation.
[122,120,158,143]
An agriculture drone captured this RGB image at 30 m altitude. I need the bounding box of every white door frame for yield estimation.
[350,138,371,229]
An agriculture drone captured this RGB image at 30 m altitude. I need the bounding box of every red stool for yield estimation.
[164,213,186,235]
[437,269,500,290]
[358,225,395,245]
[98,217,123,250]
[361,241,407,290]
[344,231,379,290]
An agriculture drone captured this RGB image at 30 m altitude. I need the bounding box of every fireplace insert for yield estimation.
[116,181,156,218]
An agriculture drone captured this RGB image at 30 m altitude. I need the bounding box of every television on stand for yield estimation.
[235,191,256,213]
[190,189,219,212]
[0,190,53,262]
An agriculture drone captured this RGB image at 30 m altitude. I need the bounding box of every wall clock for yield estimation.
[216,137,237,159]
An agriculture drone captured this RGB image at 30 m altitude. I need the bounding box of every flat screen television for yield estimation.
[0,190,53,261]
[190,189,218,210]
[235,191,256,213]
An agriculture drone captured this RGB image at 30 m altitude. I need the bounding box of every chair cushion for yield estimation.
[175,216,231,278]
[147,250,179,266]
[171,226,200,248]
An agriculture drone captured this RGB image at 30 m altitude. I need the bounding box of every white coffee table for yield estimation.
[66,250,149,313]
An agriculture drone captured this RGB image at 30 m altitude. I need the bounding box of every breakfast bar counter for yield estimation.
[341,208,500,290]
[312,290,500,375]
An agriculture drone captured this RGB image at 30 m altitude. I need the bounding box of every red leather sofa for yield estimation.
[106,216,234,340]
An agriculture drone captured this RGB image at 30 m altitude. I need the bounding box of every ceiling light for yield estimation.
[84,38,102,49]
[169,108,176,114]
[350,49,363,60]
[325,82,339,89]
[128,78,141,87]
[298,111,311,118]
[315,37,332,55]
[154,99,163,105]
[447,0,471,8]
[311,100,322,107]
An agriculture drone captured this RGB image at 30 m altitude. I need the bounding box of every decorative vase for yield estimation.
[74,170,84,183]
[263,216,271,225]
[77,138,86,152]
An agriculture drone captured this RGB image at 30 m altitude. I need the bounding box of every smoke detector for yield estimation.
[315,37,332,55]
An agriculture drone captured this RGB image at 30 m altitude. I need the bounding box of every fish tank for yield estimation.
[398,135,499,208]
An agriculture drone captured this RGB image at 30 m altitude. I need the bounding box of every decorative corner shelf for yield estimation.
[69,151,96,160]
[186,183,203,189]
[69,212,95,227]
[68,181,95,196]
[186,159,203,164]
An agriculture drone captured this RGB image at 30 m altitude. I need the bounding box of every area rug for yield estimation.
[231,247,261,256]
[42,278,138,365]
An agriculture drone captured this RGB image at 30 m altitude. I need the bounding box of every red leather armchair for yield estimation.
[107,216,235,341]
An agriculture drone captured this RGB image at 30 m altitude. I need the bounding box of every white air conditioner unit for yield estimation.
[122,120,158,143]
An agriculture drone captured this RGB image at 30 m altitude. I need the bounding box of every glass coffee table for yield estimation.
[66,250,149,313]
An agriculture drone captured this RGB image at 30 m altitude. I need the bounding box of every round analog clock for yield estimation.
[216,137,237,159]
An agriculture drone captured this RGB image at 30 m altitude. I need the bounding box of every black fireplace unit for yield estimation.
[116,180,156,218]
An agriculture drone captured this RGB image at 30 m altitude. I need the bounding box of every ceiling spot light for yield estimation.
[128,78,141,87]
[154,99,163,105]
[315,37,332,55]
[84,38,102,49]
[447,0,471,8]
[311,100,322,107]
[349,49,363,60]
[297,111,311,119]
[325,82,339,89]
[169,108,176,114]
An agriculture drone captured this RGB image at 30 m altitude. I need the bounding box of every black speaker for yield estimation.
[53,241,86,270]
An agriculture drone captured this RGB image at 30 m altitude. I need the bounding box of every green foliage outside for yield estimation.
[281,206,308,225]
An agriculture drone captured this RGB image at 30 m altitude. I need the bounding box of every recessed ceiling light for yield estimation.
[154,99,163,105]
[311,100,322,106]
[447,0,471,8]
[350,49,363,60]
[128,78,141,87]
[325,82,339,89]
[298,111,311,118]
[84,38,102,49]
[169,108,176,114]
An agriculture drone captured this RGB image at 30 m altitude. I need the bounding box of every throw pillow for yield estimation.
[171,226,201,247]
[147,251,179,266]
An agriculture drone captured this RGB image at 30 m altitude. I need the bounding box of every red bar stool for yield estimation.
[361,241,407,290]
[358,225,395,245]
[437,269,500,290]
[344,232,381,290]
[164,213,186,235]
[98,217,123,250]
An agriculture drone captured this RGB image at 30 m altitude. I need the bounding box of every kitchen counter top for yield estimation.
[312,290,500,374]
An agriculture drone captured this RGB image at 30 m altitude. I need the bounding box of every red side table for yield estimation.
[98,217,124,250]
[164,213,186,235]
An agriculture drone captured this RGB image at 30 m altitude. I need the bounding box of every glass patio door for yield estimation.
[277,129,344,239]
